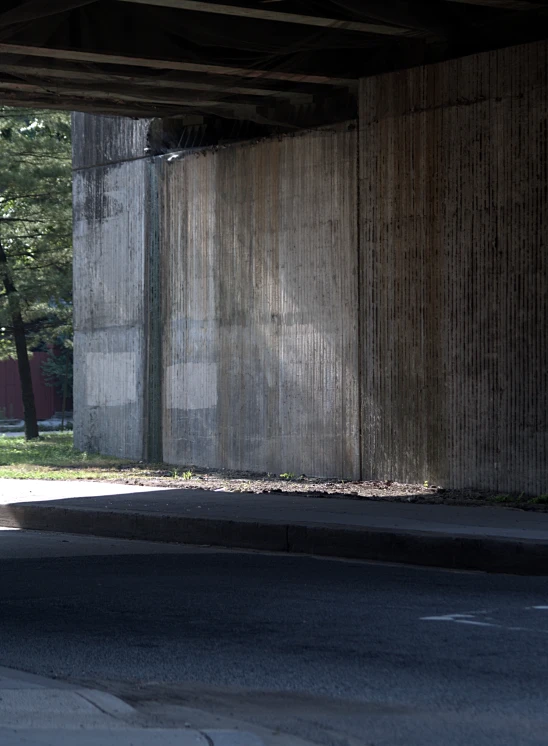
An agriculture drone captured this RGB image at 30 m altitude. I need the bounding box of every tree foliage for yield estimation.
[42,346,73,399]
[0,107,72,359]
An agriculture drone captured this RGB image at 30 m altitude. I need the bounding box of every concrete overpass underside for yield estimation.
[1,1,547,491]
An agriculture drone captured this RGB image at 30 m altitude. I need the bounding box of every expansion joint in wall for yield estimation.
[144,157,163,463]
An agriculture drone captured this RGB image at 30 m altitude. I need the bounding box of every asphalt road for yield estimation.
[0,528,547,746]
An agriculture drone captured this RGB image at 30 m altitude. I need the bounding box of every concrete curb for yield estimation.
[0,503,547,574]
[76,689,136,718]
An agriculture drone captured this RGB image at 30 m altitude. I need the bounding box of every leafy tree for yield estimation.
[0,107,72,438]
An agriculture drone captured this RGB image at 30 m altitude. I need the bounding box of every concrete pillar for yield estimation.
[359,40,547,491]
[72,114,152,459]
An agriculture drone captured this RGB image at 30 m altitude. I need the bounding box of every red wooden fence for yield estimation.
[0,352,63,421]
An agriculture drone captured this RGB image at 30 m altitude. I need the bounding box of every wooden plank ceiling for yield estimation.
[0,0,546,125]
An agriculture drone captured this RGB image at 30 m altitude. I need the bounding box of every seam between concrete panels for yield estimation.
[356,117,364,481]
[144,156,163,463]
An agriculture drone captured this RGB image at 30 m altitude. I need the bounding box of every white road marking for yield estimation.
[421,613,496,627]
[422,609,548,634]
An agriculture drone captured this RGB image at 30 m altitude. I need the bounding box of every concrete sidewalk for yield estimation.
[0,665,271,745]
[0,479,547,574]
[0,666,216,745]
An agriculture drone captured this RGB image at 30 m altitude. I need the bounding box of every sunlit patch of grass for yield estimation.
[0,432,132,479]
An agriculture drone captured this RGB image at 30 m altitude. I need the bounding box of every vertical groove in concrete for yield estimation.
[356,118,364,482]
[359,40,548,491]
[144,157,163,463]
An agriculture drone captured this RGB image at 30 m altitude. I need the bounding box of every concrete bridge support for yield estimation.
[73,40,547,492]
[359,41,547,492]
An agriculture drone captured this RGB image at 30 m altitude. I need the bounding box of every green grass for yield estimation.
[0,432,132,480]
[489,491,548,508]
[529,495,548,505]
[492,494,515,503]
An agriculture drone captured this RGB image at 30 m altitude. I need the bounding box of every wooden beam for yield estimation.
[0,79,265,113]
[0,43,356,88]
[0,1,97,29]
[0,91,167,118]
[443,0,542,8]
[0,62,314,102]
[0,75,290,111]
[0,78,318,125]
[0,78,356,127]
[117,0,417,36]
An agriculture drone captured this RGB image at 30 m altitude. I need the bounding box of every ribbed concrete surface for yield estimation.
[359,40,548,491]
[161,124,360,478]
[72,113,151,169]
[73,157,148,460]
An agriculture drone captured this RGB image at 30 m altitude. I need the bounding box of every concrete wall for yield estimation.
[72,113,152,170]
[359,41,547,492]
[161,126,360,477]
[73,40,547,491]
[73,116,149,459]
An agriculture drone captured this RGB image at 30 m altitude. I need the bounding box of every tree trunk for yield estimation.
[0,240,39,439]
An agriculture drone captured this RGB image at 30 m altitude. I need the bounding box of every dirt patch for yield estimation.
[106,464,548,511]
